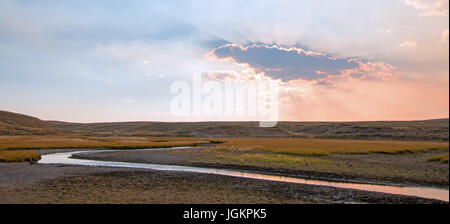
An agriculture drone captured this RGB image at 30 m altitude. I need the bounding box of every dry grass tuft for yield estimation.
[426,152,449,163]
[0,150,41,162]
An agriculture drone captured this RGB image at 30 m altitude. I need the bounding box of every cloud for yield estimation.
[399,40,418,47]
[399,0,449,16]
[441,29,449,43]
[208,44,394,82]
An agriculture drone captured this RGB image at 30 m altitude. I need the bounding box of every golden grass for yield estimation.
[0,135,211,150]
[426,152,449,163]
[0,135,216,162]
[0,135,448,161]
[215,138,449,156]
[216,153,333,165]
[0,150,41,162]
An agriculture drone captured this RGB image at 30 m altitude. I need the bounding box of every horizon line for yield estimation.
[2,110,448,125]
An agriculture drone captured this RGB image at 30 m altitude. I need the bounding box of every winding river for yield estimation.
[38,147,449,202]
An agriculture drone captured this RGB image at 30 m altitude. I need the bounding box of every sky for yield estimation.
[0,0,448,122]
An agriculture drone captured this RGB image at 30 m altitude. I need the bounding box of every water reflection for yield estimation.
[39,148,449,202]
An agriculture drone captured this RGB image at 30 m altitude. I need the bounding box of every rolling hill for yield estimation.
[0,110,448,141]
[0,110,56,135]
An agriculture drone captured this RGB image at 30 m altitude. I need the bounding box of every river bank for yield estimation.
[0,148,447,204]
[73,147,449,188]
[0,161,445,204]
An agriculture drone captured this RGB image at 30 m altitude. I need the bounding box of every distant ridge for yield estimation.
[0,110,448,141]
[0,110,51,129]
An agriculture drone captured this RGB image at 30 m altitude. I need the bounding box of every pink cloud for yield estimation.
[399,0,449,16]
[207,43,395,82]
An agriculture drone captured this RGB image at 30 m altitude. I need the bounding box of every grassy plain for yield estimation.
[0,135,211,150]
[214,138,449,156]
[0,135,448,163]
[0,135,211,162]
[0,150,41,162]
[426,152,449,163]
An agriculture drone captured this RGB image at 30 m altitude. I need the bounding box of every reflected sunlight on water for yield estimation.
[39,148,449,202]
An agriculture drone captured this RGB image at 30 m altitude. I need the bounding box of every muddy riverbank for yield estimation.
[72,147,449,189]
[0,148,447,204]
[0,162,445,204]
